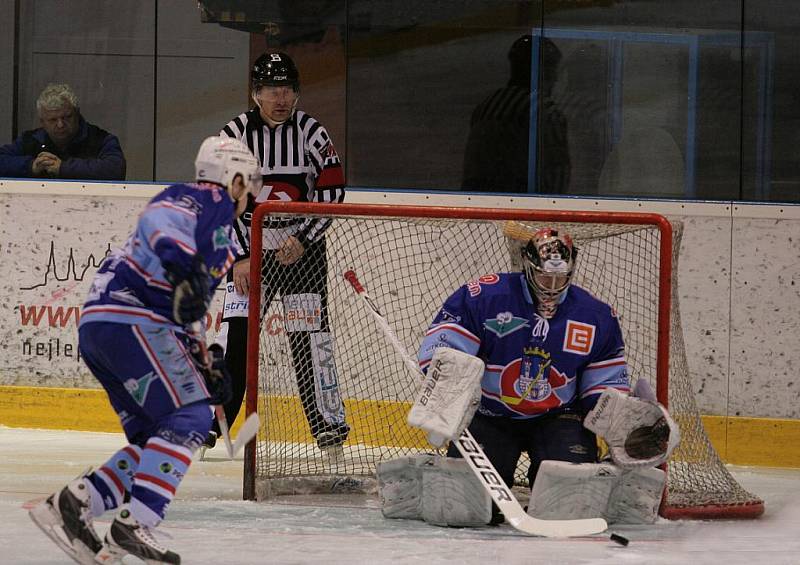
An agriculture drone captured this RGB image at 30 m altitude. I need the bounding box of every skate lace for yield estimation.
[137,524,171,553]
[69,478,101,543]
[79,505,99,539]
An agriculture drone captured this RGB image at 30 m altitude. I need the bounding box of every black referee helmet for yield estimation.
[251,52,300,91]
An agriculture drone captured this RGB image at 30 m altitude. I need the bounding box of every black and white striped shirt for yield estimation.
[220,108,345,256]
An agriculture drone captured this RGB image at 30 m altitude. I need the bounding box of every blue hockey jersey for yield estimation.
[417,273,630,419]
[79,182,237,334]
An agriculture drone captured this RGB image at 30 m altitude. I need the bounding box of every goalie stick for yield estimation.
[343,270,608,538]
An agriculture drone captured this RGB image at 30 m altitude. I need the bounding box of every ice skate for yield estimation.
[95,505,180,565]
[199,431,217,461]
[316,424,349,449]
[28,473,103,565]
[317,425,349,465]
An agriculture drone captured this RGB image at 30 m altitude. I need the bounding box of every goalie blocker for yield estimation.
[406,347,484,448]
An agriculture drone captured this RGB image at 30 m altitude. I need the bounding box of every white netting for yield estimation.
[246,206,763,519]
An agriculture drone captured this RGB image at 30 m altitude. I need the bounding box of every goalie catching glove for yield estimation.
[407,347,484,448]
[584,378,680,468]
[163,253,211,325]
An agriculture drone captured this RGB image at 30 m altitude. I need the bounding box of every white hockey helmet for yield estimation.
[194,136,261,195]
[522,227,576,318]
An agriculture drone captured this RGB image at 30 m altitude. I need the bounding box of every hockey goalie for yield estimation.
[377,227,679,527]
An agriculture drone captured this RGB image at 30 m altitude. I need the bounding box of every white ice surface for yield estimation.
[2,426,799,564]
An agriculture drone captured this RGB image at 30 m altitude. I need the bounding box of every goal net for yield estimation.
[243,202,763,520]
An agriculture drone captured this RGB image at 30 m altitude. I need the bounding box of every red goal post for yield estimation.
[243,201,763,520]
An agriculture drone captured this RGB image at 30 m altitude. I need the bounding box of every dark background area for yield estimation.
[2,1,799,202]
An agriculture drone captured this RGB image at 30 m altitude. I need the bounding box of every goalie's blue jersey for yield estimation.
[79,182,237,334]
[418,273,630,419]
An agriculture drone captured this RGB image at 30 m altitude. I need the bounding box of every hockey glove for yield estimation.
[584,381,680,468]
[163,254,210,325]
[189,341,232,406]
[204,343,233,406]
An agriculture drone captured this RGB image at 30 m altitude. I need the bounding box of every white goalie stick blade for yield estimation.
[231,412,261,458]
[343,269,608,537]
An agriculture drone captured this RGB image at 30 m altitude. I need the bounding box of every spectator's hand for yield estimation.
[41,153,62,177]
[233,258,250,296]
[32,152,58,176]
[276,235,304,266]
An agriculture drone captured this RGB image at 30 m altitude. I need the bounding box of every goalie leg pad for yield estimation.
[377,455,492,527]
[606,466,666,525]
[421,457,492,527]
[376,454,432,520]
[407,347,484,447]
[527,460,665,524]
[584,387,680,468]
[527,460,620,521]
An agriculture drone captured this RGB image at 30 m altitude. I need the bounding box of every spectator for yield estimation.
[0,83,126,180]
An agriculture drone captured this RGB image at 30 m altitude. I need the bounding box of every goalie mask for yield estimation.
[195,136,261,200]
[522,228,576,318]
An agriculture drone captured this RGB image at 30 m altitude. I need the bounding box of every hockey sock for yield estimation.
[129,436,193,527]
[87,445,142,515]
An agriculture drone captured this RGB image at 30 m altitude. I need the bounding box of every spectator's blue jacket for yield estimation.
[0,115,126,180]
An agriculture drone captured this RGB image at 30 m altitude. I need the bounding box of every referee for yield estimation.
[208,51,349,452]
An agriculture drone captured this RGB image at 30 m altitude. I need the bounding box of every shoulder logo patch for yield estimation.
[563,320,596,355]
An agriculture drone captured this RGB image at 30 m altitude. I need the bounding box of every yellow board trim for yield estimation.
[1,385,798,468]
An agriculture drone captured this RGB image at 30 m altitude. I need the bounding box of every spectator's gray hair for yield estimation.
[36,83,79,114]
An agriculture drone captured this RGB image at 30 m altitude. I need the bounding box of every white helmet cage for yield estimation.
[522,228,577,318]
[195,136,261,196]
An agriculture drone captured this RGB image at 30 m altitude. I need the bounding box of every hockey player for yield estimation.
[208,51,349,452]
[378,227,678,527]
[420,227,630,486]
[28,136,261,564]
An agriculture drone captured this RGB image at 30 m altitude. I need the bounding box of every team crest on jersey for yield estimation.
[484,311,529,337]
[563,320,596,355]
[212,226,232,250]
[124,372,157,406]
[496,354,572,415]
